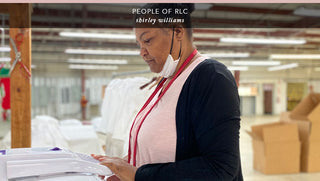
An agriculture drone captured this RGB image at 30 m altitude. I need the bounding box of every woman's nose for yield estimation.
[140,47,148,57]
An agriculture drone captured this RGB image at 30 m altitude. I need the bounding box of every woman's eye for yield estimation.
[144,38,151,44]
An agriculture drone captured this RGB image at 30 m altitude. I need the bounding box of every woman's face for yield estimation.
[135,28,172,73]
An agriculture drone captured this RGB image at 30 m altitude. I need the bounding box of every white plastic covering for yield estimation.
[99,77,154,157]
[60,119,83,126]
[0,115,69,149]
[32,116,70,148]
[91,117,103,132]
[59,125,104,155]
[0,115,104,155]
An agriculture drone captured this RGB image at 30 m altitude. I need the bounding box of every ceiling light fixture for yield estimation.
[227,66,249,71]
[293,7,320,17]
[60,32,136,40]
[194,4,212,10]
[203,52,250,58]
[65,49,140,56]
[232,61,281,66]
[268,63,298,71]
[270,54,320,59]
[220,37,306,45]
[69,64,119,70]
[68,58,128,65]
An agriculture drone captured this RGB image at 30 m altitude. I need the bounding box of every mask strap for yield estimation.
[169,27,174,54]
[178,41,182,58]
[170,28,182,59]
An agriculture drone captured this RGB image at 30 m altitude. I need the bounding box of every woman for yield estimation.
[93,3,243,181]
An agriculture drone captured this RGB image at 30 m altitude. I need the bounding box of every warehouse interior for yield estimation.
[1,3,320,180]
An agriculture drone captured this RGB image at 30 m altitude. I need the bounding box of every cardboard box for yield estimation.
[300,120,320,172]
[247,122,300,174]
[290,93,320,121]
[280,93,320,172]
[308,103,320,123]
[280,112,311,142]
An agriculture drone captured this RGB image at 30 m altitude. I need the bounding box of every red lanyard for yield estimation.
[128,49,198,166]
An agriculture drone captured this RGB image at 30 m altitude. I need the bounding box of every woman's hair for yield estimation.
[134,3,195,37]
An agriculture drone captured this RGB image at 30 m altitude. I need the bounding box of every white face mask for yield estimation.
[159,28,181,78]
[159,54,180,78]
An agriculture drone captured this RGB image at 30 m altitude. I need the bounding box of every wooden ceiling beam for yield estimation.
[0,4,9,14]
[210,5,293,15]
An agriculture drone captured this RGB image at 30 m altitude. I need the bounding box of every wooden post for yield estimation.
[9,4,32,148]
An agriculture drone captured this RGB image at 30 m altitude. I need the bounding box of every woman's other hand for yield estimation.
[107,175,121,181]
[122,155,128,161]
[92,154,137,181]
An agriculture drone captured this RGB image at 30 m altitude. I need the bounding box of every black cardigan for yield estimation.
[135,59,243,181]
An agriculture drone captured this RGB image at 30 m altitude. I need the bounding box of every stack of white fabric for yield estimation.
[0,147,110,181]
[99,77,154,157]
[14,174,103,181]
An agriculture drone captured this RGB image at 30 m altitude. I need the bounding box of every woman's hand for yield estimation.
[106,175,121,181]
[92,154,137,181]
[91,154,128,161]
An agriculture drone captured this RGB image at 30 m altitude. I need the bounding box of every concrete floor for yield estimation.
[1,115,320,180]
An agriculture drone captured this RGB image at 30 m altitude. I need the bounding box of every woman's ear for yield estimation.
[174,26,184,41]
